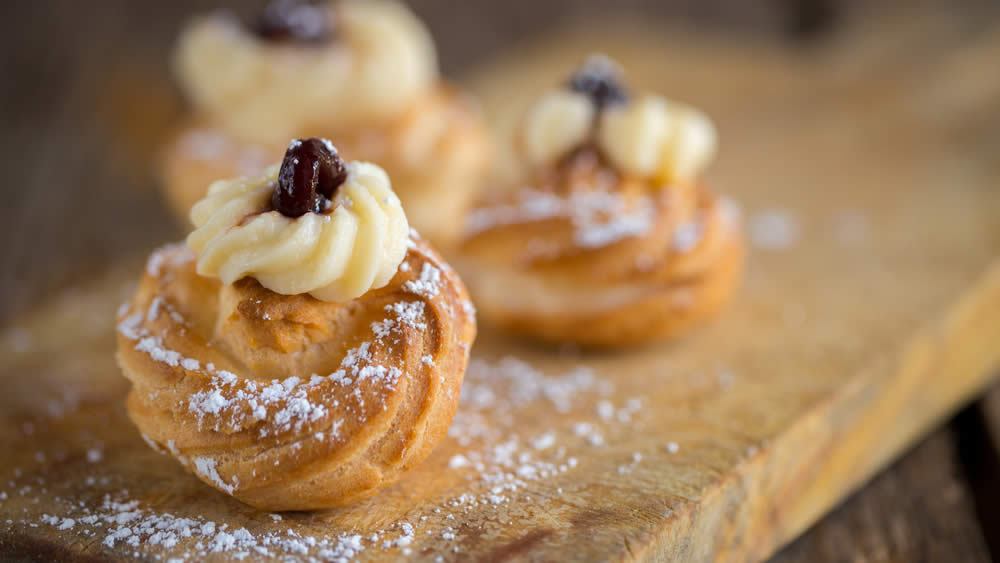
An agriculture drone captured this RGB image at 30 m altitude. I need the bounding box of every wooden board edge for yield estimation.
[638,261,1000,562]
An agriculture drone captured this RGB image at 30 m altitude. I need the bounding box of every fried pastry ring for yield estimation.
[459,151,743,348]
[116,236,475,510]
[457,56,744,348]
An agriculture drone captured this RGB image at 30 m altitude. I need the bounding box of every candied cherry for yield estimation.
[567,56,629,110]
[254,0,332,44]
[272,138,348,218]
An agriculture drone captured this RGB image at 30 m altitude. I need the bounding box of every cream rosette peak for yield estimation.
[519,54,717,185]
[187,141,409,303]
[174,0,438,143]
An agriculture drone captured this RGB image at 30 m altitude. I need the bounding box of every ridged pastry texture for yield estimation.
[116,236,476,510]
[458,148,744,348]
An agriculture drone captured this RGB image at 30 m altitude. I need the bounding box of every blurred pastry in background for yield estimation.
[458,55,744,348]
[162,0,490,249]
[119,138,476,510]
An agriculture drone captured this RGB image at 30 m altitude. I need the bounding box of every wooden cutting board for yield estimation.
[2,19,999,562]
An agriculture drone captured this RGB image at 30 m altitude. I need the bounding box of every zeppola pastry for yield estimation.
[458,56,744,348]
[118,138,476,510]
[163,0,489,248]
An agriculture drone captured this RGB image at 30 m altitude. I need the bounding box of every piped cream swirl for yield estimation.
[519,79,716,185]
[187,161,408,302]
[175,0,437,143]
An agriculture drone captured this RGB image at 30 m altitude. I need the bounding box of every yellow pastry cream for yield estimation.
[459,55,744,348]
[520,55,716,184]
[175,0,436,143]
[188,138,408,302]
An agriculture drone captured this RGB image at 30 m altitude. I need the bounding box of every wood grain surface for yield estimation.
[1,2,999,562]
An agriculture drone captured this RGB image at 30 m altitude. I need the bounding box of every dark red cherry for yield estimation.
[272,138,347,218]
[254,0,332,44]
[313,139,348,199]
[566,56,629,110]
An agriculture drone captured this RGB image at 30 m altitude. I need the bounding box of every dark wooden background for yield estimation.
[1,1,998,561]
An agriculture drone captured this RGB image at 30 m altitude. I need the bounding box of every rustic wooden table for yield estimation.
[0,1,998,561]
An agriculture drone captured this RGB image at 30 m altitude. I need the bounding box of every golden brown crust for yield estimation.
[162,85,490,248]
[457,149,744,348]
[116,236,475,510]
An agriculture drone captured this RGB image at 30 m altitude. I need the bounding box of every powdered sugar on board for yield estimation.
[3,263,747,561]
[0,338,742,561]
[40,493,369,560]
[749,209,800,250]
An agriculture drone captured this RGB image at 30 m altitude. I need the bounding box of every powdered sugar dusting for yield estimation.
[749,209,799,250]
[403,263,441,298]
[571,191,654,248]
[466,189,655,249]
[117,289,426,443]
[193,457,235,495]
[672,220,703,252]
[37,493,368,560]
[145,244,194,278]
[385,300,426,330]
[460,357,610,416]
